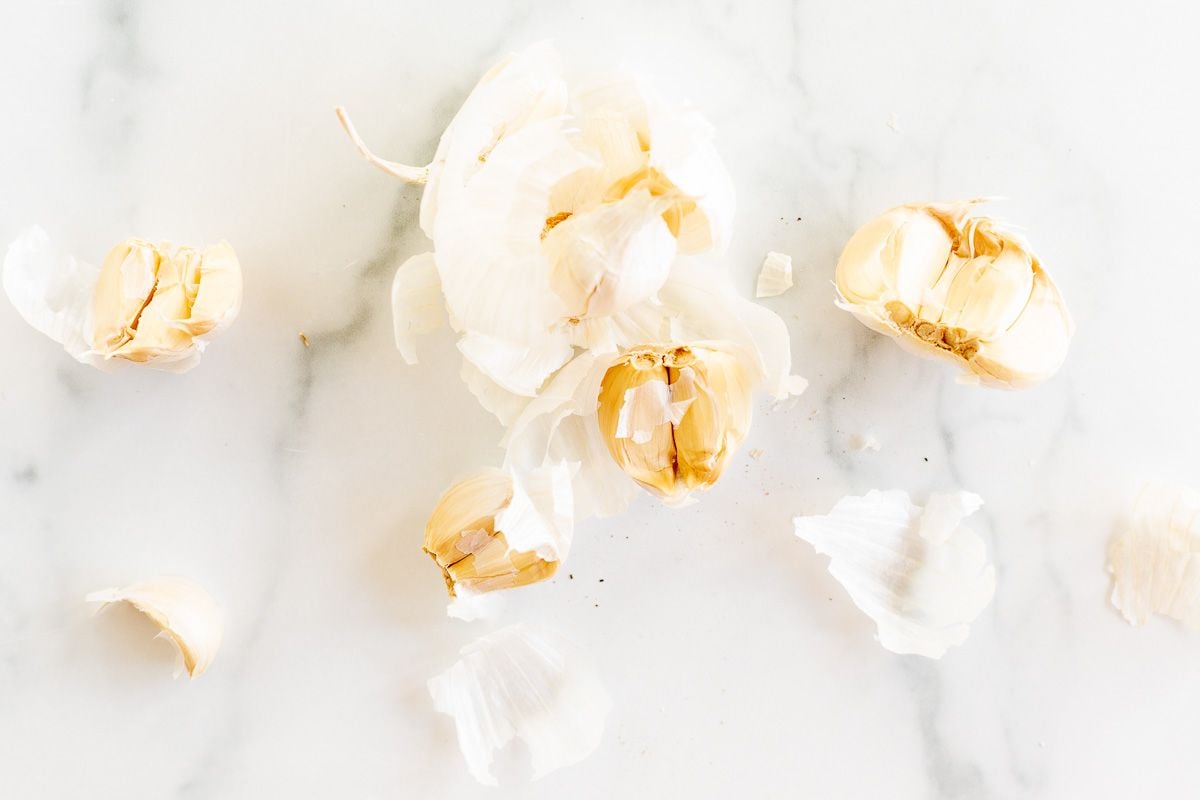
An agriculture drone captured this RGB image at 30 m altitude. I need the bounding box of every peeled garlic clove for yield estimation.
[424,463,574,596]
[391,251,445,365]
[428,623,611,785]
[835,200,1073,388]
[1108,483,1200,628]
[597,344,752,504]
[86,576,222,678]
[4,227,241,372]
[755,251,793,298]
[794,490,995,658]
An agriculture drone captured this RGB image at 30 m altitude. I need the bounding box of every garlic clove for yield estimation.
[794,490,995,658]
[1107,483,1200,628]
[755,251,793,298]
[2,225,97,361]
[424,464,574,596]
[86,576,223,679]
[428,623,611,785]
[835,200,1073,389]
[391,251,446,364]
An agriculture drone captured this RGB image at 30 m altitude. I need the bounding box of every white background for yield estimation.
[2,1,1199,797]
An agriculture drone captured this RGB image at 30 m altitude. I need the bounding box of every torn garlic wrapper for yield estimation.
[338,41,735,393]
[756,251,793,298]
[429,624,611,785]
[1108,483,1200,628]
[835,200,1073,388]
[424,463,574,597]
[86,576,222,678]
[3,227,241,371]
[795,490,995,658]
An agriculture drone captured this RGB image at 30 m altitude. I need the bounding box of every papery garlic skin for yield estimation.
[428,624,611,785]
[835,200,1073,389]
[596,343,752,505]
[1108,483,1200,628]
[794,490,995,658]
[86,576,223,679]
[756,251,793,298]
[3,227,241,372]
[424,463,574,596]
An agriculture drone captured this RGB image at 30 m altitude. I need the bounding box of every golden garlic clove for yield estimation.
[597,344,752,504]
[835,200,1073,389]
[424,469,559,596]
[90,238,242,363]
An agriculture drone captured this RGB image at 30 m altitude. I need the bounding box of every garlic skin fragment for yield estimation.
[596,343,752,505]
[424,463,574,596]
[1108,483,1200,628]
[3,226,242,372]
[794,490,995,658]
[755,251,793,298]
[86,576,223,679]
[834,200,1073,389]
[428,624,611,785]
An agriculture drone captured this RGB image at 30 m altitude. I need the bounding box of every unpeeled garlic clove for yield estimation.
[834,200,1073,388]
[596,343,752,504]
[424,463,574,596]
[86,576,223,679]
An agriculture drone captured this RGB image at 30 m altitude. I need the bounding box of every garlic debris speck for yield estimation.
[835,200,1072,388]
[755,251,793,298]
[338,42,735,393]
[86,576,223,679]
[4,226,241,372]
[794,490,995,658]
[597,343,752,505]
[424,463,574,596]
[1108,483,1200,628]
[429,624,611,785]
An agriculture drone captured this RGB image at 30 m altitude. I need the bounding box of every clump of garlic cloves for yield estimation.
[835,200,1072,388]
[3,226,242,372]
[429,623,611,785]
[1108,483,1200,628]
[86,576,223,679]
[795,490,995,658]
[424,463,574,598]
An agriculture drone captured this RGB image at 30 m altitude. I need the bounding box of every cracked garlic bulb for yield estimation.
[337,42,734,394]
[835,200,1072,388]
[3,226,241,371]
[424,463,574,596]
[596,343,752,504]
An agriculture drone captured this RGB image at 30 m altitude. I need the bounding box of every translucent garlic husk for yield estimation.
[834,200,1073,389]
[596,343,752,504]
[424,464,573,596]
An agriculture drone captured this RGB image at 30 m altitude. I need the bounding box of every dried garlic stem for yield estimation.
[334,106,430,184]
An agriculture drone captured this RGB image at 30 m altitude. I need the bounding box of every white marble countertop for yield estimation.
[3,1,1200,798]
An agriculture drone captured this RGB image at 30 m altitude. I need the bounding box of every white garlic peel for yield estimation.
[794,490,995,658]
[835,200,1073,389]
[1108,483,1200,628]
[391,251,445,364]
[4,226,242,372]
[86,576,223,679]
[755,251,793,298]
[343,43,738,395]
[428,624,611,785]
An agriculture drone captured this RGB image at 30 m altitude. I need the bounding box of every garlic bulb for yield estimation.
[424,463,574,596]
[429,624,611,785]
[1108,483,1200,628]
[338,43,735,394]
[794,490,995,658]
[596,343,752,504]
[3,226,242,372]
[834,200,1072,388]
[86,576,223,678]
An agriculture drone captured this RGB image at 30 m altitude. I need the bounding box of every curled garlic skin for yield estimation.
[424,463,574,596]
[2,226,242,372]
[86,576,223,679]
[835,200,1073,389]
[596,343,752,504]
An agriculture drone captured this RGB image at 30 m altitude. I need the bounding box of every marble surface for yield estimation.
[3,1,1200,797]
